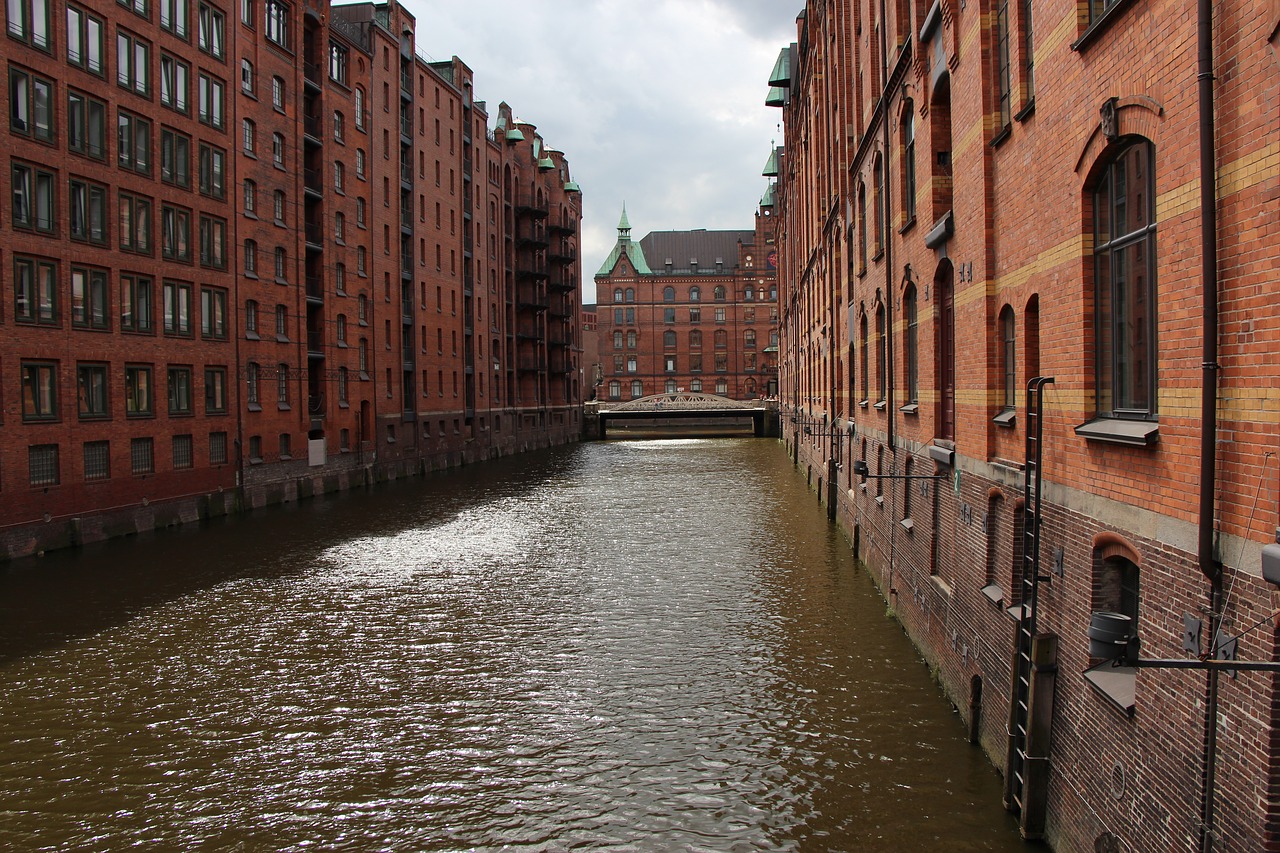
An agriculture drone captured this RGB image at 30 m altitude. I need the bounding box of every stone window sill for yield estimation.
[1083,661,1136,717]
[1074,416,1158,447]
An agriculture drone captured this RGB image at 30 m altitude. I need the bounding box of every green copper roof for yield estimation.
[595,204,652,277]
[762,148,780,177]
[537,156,555,171]
[765,86,787,108]
[769,46,792,87]
[506,127,525,142]
[760,183,776,208]
[564,181,581,193]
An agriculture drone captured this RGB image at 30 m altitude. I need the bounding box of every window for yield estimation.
[663,286,675,302]
[239,0,251,26]
[162,280,191,335]
[270,75,283,110]
[21,361,58,421]
[612,288,622,303]
[873,155,885,256]
[245,362,259,406]
[689,307,700,324]
[337,367,348,403]
[244,299,257,336]
[71,267,109,328]
[240,58,253,93]
[197,73,224,128]
[663,330,676,349]
[276,362,289,406]
[264,0,288,48]
[66,6,105,74]
[130,437,154,475]
[272,189,284,222]
[160,54,189,113]
[713,286,725,302]
[161,128,191,187]
[83,441,110,480]
[119,192,151,253]
[124,364,153,416]
[329,43,347,84]
[714,353,728,373]
[274,303,287,339]
[1093,138,1156,419]
[197,2,223,58]
[11,162,56,233]
[242,117,255,153]
[937,266,956,439]
[333,161,344,193]
[630,380,642,399]
[201,286,226,338]
[67,91,107,160]
[626,330,637,349]
[859,311,870,401]
[994,0,1012,131]
[333,110,344,142]
[1022,0,1035,105]
[665,356,676,373]
[714,308,726,324]
[243,238,257,274]
[116,31,150,96]
[68,178,107,244]
[247,435,261,460]
[1085,545,1141,711]
[689,286,701,302]
[607,380,620,400]
[159,0,187,36]
[1000,305,1017,413]
[663,307,676,324]
[624,288,635,303]
[121,273,152,332]
[168,365,193,414]
[902,106,917,223]
[355,149,365,179]
[271,131,284,167]
[627,357,637,373]
[744,329,756,350]
[29,445,59,486]
[904,284,919,406]
[242,179,256,214]
[1085,0,1122,28]
[354,86,365,129]
[335,263,346,294]
[8,0,51,49]
[198,214,226,268]
[334,212,345,242]
[689,329,702,350]
[14,256,58,324]
[875,302,887,402]
[273,246,286,281]
[78,362,108,417]
[209,431,227,465]
[171,434,193,469]
[335,314,346,345]
[161,204,191,261]
[204,366,226,412]
[118,0,148,18]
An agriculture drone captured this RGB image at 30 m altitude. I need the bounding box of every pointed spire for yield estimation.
[618,203,631,236]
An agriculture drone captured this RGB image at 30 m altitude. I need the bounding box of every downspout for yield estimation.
[1195,0,1222,849]
[881,0,896,454]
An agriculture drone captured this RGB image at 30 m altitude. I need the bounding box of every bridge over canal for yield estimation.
[587,393,779,439]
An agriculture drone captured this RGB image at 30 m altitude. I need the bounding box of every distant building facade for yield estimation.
[594,207,778,403]
[0,0,582,560]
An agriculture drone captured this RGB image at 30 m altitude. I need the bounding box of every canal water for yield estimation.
[0,439,1025,852]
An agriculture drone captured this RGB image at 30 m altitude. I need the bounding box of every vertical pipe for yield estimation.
[1195,0,1221,849]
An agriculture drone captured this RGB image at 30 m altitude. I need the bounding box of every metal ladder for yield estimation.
[1006,376,1054,822]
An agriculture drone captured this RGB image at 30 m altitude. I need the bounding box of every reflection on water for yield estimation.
[0,440,1024,851]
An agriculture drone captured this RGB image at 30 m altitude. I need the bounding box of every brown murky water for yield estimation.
[0,439,1026,851]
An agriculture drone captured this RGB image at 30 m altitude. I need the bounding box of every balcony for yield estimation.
[303,166,323,196]
[514,224,549,248]
[303,112,322,144]
[516,288,548,311]
[305,274,324,303]
[303,62,322,91]
[308,393,325,418]
[307,330,326,359]
[549,245,578,263]
[515,193,549,219]
[304,220,324,250]
[518,356,546,372]
[515,260,549,280]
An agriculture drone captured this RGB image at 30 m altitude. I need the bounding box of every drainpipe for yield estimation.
[1195,0,1222,849]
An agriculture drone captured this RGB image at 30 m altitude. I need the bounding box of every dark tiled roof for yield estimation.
[639,229,754,276]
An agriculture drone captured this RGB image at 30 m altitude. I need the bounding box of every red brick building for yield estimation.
[0,0,582,559]
[594,206,778,403]
[773,1,1280,851]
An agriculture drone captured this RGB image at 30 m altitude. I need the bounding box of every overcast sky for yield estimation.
[406,0,801,303]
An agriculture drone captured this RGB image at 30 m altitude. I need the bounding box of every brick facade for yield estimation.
[773,1,1280,851]
[0,0,582,560]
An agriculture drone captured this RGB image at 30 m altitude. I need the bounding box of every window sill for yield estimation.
[930,575,953,598]
[277,403,291,412]
[899,517,914,533]
[1083,661,1136,717]
[990,124,1012,148]
[993,409,1016,428]
[858,400,869,409]
[980,583,1005,607]
[247,403,262,412]
[245,332,260,341]
[1074,416,1159,447]
[873,401,887,411]
[874,495,885,508]
[898,216,917,235]
[1015,98,1036,123]
[900,403,919,416]
[1071,0,1139,52]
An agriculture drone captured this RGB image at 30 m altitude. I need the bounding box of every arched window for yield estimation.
[689,286,701,302]
[665,379,677,393]
[859,310,870,402]
[625,287,635,303]
[857,180,868,271]
[745,285,755,301]
[714,286,726,302]
[689,329,702,349]
[354,87,365,129]
[663,285,675,302]
[613,330,623,349]
[901,101,917,222]
[663,330,676,348]
[999,305,1016,412]
[630,379,643,398]
[626,330,637,349]
[1094,138,1156,419]
[904,283,919,405]
[873,153,885,255]
[336,314,347,344]
[608,380,621,400]
[875,301,886,402]
[714,329,728,349]
[936,263,956,439]
[744,329,756,350]
[608,287,621,303]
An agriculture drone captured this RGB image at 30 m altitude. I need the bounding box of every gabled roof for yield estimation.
[640,229,754,275]
[595,205,652,277]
